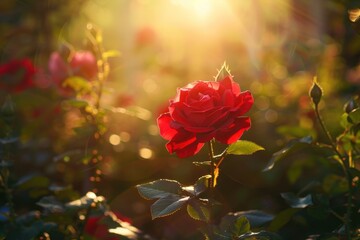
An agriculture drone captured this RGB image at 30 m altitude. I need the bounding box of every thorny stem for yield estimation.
[314,105,342,158]
[314,105,352,239]
[215,148,228,169]
[87,24,109,110]
[83,24,109,193]
[208,139,216,191]
[207,139,217,226]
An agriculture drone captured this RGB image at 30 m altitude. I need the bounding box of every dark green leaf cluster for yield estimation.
[136,177,211,221]
[261,86,360,239]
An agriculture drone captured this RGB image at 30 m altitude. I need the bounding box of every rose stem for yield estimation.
[314,104,352,239]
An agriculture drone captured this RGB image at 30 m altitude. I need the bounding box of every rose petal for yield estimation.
[219,75,241,95]
[232,91,254,116]
[165,129,200,157]
[215,117,251,144]
[167,140,204,158]
[222,89,235,107]
[157,113,178,140]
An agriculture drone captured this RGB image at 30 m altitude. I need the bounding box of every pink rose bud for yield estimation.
[48,52,69,85]
[70,51,98,80]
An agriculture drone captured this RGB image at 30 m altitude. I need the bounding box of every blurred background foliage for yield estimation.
[1,0,360,239]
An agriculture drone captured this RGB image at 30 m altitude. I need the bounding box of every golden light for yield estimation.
[139,147,153,159]
[109,134,121,145]
[171,0,214,20]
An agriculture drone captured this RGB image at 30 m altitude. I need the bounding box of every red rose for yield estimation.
[157,76,253,158]
[70,51,98,80]
[0,58,36,93]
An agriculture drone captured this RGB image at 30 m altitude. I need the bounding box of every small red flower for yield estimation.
[157,75,254,158]
[135,26,156,47]
[48,52,69,86]
[70,51,98,80]
[48,50,98,96]
[115,94,134,108]
[0,58,36,93]
[84,211,131,240]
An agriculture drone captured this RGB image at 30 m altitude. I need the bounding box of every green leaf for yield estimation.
[268,208,300,232]
[37,196,65,213]
[227,140,264,156]
[103,50,121,59]
[233,217,251,237]
[65,192,101,212]
[263,136,312,171]
[182,186,195,195]
[108,227,137,239]
[62,99,89,108]
[192,161,211,166]
[238,231,282,240]
[194,175,211,196]
[151,194,189,219]
[322,174,348,196]
[280,192,313,208]
[0,136,18,144]
[15,175,50,190]
[187,199,210,222]
[348,108,360,124]
[136,179,182,200]
[29,188,49,198]
[228,210,274,228]
[219,215,250,238]
[62,76,92,93]
[340,113,351,129]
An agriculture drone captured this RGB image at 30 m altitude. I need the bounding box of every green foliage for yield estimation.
[238,231,282,240]
[151,194,190,219]
[226,210,274,228]
[267,208,300,232]
[62,76,92,94]
[348,108,360,124]
[263,136,313,171]
[15,175,50,190]
[136,179,182,200]
[137,176,213,220]
[280,192,313,208]
[203,214,279,240]
[227,140,265,156]
[193,175,211,196]
[187,199,211,222]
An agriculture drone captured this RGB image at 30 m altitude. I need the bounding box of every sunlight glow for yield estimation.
[171,0,214,20]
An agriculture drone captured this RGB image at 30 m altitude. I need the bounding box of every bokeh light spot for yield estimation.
[265,109,278,123]
[148,124,158,135]
[109,134,121,145]
[139,147,153,159]
[120,132,131,142]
